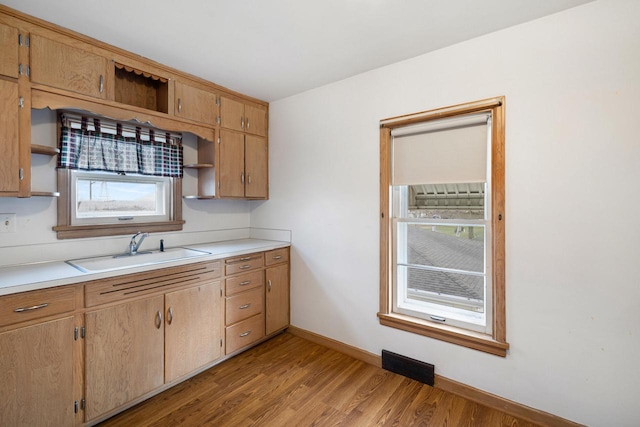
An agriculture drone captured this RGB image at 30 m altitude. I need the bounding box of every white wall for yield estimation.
[250,1,640,425]
[0,109,252,266]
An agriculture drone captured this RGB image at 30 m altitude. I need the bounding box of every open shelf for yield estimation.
[31,144,60,156]
[183,163,214,169]
[31,191,60,197]
[183,195,215,200]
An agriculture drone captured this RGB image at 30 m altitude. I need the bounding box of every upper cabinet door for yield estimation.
[220,96,268,137]
[30,34,108,99]
[0,22,19,78]
[245,135,268,199]
[218,129,245,198]
[220,96,244,133]
[174,81,218,125]
[244,104,267,137]
[0,79,20,194]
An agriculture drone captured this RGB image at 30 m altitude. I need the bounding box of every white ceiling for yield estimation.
[3,0,593,102]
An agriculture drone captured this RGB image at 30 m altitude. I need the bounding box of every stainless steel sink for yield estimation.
[66,247,211,273]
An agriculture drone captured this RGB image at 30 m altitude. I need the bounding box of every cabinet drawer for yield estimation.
[225,314,264,354]
[225,270,264,296]
[265,247,289,266]
[225,253,264,276]
[226,287,263,325]
[0,286,76,327]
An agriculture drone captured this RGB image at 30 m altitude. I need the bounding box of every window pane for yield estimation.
[399,265,484,313]
[402,223,484,273]
[76,178,163,218]
[407,183,485,220]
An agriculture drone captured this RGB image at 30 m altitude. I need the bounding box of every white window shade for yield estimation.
[392,113,490,185]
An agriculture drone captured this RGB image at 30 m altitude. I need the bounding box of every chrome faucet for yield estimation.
[128,232,149,255]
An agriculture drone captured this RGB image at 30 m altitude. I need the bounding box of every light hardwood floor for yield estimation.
[98,332,539,426]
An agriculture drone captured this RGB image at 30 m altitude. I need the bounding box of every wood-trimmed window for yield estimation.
[53,112,184,239]
[378,97,508,357]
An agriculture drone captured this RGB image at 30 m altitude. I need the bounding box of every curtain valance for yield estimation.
[57,113,183,178]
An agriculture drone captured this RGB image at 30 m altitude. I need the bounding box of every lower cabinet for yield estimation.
[0,247,289,425]
[84,281,222,422]
[165,283,222,382]
[84,296,165,421]
[0,316,76,427]
[266,263,290,335]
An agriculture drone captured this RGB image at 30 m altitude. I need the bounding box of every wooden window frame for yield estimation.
[54,169,184,239]
[378,97,509,357]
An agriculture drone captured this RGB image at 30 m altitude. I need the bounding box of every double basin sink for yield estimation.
[66,247,211,273]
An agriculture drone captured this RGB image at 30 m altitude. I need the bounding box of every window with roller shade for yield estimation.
[379,97,508,356]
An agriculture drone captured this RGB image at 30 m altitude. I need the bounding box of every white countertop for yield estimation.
[0,239,290,296]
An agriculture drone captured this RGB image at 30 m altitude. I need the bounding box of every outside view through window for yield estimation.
[396,183,486,316]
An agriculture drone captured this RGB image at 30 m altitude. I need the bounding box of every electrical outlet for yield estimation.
[0,214,16,233]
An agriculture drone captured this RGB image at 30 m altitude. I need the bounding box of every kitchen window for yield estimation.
[378,97,508,356]
[54,112,185,239]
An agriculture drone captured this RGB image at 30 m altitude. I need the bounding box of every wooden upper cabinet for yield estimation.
[0,79,21,194]
[245,104,267,137]
[174,80,218,125]
[30,34,109,99]
[220,96,267,137]
[218,129,246,198]
[0,22,19,78]
[220,96,244,132]
[245,135,268,199]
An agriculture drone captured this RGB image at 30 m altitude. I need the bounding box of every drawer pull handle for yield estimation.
[240,330,251,337]
[239,304,251,309]
[272,255,282,260]
[240,257,252,261]
[14,303,49,313]
[240,280,251,286]
[239,265,251,270]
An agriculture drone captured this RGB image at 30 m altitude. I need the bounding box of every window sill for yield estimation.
[53,221,185,240]
[377,312,509,357]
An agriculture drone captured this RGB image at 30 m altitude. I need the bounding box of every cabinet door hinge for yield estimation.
[18,34,30,47]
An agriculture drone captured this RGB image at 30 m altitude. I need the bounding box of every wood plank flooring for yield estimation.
[98,333,539,426]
